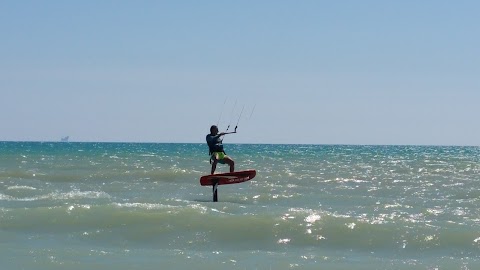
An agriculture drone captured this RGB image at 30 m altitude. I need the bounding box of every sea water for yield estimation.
[1,142,479,270]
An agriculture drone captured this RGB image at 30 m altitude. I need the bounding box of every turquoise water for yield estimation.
[1,142,480,269]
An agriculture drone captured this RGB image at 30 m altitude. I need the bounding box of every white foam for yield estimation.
[7,186,37,190]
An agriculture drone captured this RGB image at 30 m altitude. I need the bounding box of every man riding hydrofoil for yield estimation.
[206,125,235,174]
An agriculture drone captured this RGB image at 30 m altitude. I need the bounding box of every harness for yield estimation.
[208,144,226,163]
[207,133,227,164]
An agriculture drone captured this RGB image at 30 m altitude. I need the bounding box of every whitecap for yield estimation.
[305,214,321,223]
[346,223,356,229]
[277,238,290,244]
[114,202,176,210]
[7,186,37,190]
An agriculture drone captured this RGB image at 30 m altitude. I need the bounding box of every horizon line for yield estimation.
[0,140,478,148]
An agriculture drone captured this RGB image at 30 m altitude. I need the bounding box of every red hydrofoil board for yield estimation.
[200,170,256,186]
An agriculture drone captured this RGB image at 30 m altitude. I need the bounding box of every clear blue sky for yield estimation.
[1,1,479,145]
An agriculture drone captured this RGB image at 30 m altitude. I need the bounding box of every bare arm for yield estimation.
[219,131,236,136]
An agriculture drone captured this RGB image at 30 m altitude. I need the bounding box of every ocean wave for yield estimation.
[0,171,37,179]
[7,185,38,190]
[0,190,111,202]
[0,167,199,184]
[1,203,479,255]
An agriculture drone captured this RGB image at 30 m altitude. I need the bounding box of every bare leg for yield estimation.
[211,160,218,175]
[223,156,235,172]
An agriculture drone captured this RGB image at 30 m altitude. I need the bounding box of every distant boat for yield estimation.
[61,136,69,142]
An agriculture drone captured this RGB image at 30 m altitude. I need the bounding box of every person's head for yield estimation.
[210,125,218,135]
